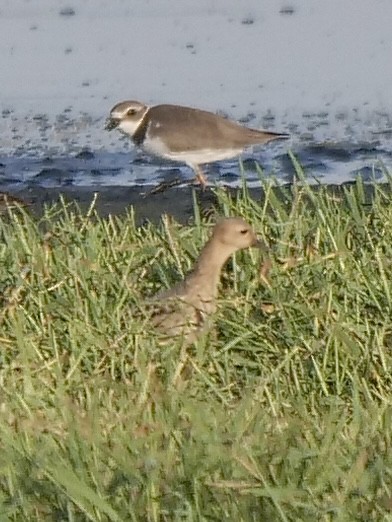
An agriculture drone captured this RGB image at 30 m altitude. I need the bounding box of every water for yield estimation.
[1,0,392,192]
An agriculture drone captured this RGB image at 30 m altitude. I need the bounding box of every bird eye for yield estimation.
[240,229,249,235]
[127,108,137,116]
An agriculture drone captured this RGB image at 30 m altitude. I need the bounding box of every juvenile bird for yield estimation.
[145,217,263,345]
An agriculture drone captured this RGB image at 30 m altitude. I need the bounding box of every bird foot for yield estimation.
[143,176,208,197]
[143,178,184,196]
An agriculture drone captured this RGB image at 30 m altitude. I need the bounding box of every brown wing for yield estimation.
[142,296,206,346]
[149,104,288,152]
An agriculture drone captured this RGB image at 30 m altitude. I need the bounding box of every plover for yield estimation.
[143,217,263,345]
[105,100,288,187]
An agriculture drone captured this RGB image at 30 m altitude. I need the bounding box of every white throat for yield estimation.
[117,107,150,137]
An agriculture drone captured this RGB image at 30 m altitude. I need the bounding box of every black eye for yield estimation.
[127,108,137,116]
[240,229,248,235]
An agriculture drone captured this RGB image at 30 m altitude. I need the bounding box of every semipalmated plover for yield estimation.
[105,101,288,187]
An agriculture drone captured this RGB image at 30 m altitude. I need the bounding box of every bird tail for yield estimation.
[249,129,290,144]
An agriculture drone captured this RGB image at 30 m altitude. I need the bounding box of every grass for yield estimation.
[1,167,392,520]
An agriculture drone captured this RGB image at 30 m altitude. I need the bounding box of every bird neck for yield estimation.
[132,107,151,146]
[189,239,232,296]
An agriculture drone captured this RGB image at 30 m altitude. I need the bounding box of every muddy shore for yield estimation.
[5,182,386,225]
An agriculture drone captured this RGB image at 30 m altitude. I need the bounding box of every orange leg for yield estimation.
[193,165,208,189]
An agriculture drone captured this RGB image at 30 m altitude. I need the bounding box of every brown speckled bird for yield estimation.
[146,217,263,344]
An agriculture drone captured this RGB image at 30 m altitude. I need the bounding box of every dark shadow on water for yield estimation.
[1,180,390,225]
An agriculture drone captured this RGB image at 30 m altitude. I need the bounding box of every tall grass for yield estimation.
[1,173,392,520]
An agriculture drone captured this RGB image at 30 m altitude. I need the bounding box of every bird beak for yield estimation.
[252,236,269,250]
[105,117,120,131]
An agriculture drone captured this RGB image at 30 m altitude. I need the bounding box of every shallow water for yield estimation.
[1,0,392,192]
[1,132,390,191]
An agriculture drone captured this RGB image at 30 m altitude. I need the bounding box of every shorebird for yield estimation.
[144,217,263,345]
[105,100,288,188]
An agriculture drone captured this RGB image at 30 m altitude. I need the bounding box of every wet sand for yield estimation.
[8,185,219,223]
[6,182,386,225]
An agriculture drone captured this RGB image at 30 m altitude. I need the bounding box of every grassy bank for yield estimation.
[1,174,392,521]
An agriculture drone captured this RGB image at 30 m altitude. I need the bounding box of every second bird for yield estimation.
[105,100,288,187]
[143,217,263,345]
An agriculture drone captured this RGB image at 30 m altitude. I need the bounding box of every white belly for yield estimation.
[163,148,243,165]
[142,134,243,166]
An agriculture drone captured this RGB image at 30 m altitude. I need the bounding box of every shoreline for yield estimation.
[4,181,389,224]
